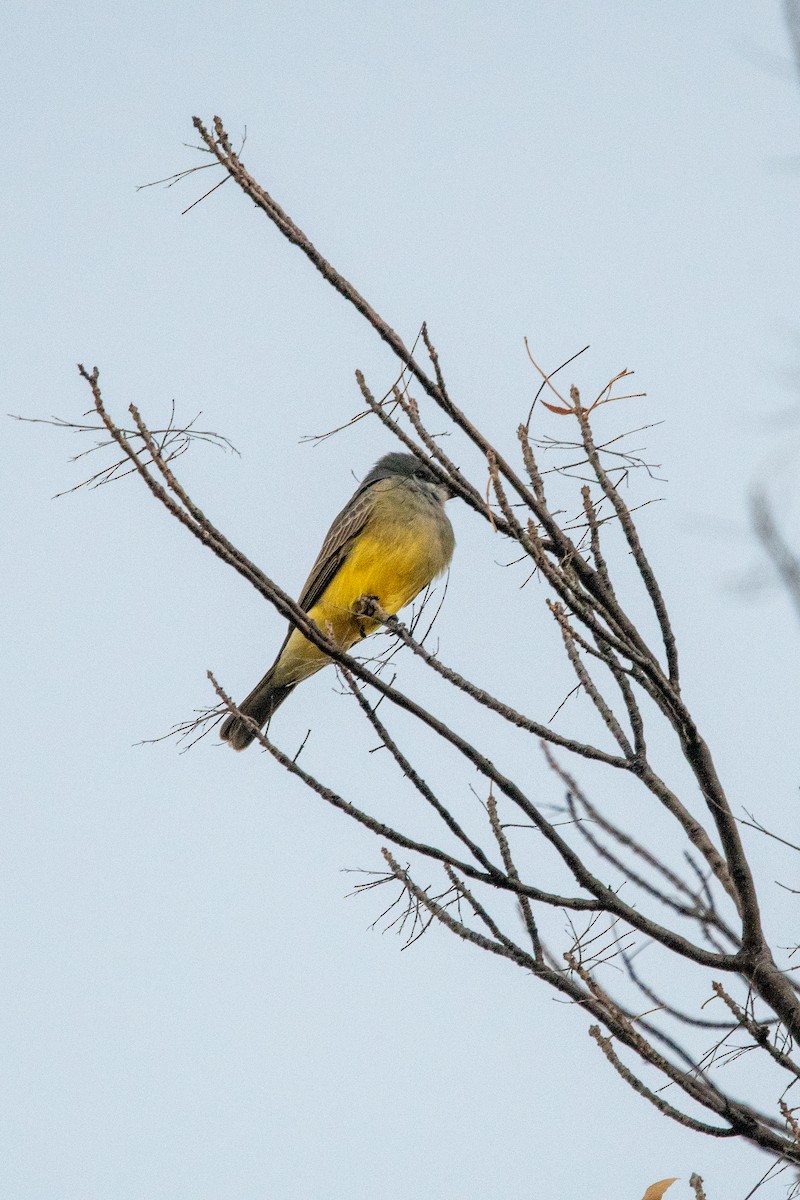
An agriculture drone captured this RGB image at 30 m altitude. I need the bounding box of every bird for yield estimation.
[220,451,456,750]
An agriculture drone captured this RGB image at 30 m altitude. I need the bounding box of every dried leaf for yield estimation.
[540,399,575,415]
[641,1180,678,1200]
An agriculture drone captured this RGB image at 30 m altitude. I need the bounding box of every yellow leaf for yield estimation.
[641,1180,678,1200]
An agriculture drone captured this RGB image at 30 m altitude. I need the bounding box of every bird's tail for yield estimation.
[219,666,297,751]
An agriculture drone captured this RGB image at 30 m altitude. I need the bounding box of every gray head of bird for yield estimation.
[362,452,455,503]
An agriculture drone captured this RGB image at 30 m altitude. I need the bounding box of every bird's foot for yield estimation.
[353,594,385,637]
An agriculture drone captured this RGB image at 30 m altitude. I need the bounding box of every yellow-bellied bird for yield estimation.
[220,452,455,750]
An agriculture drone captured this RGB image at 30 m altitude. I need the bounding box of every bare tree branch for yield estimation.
[34,115,800,1175]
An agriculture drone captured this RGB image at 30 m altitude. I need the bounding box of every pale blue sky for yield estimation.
[3,3,800,1198]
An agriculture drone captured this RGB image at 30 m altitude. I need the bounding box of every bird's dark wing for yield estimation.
[296,483,378,612]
